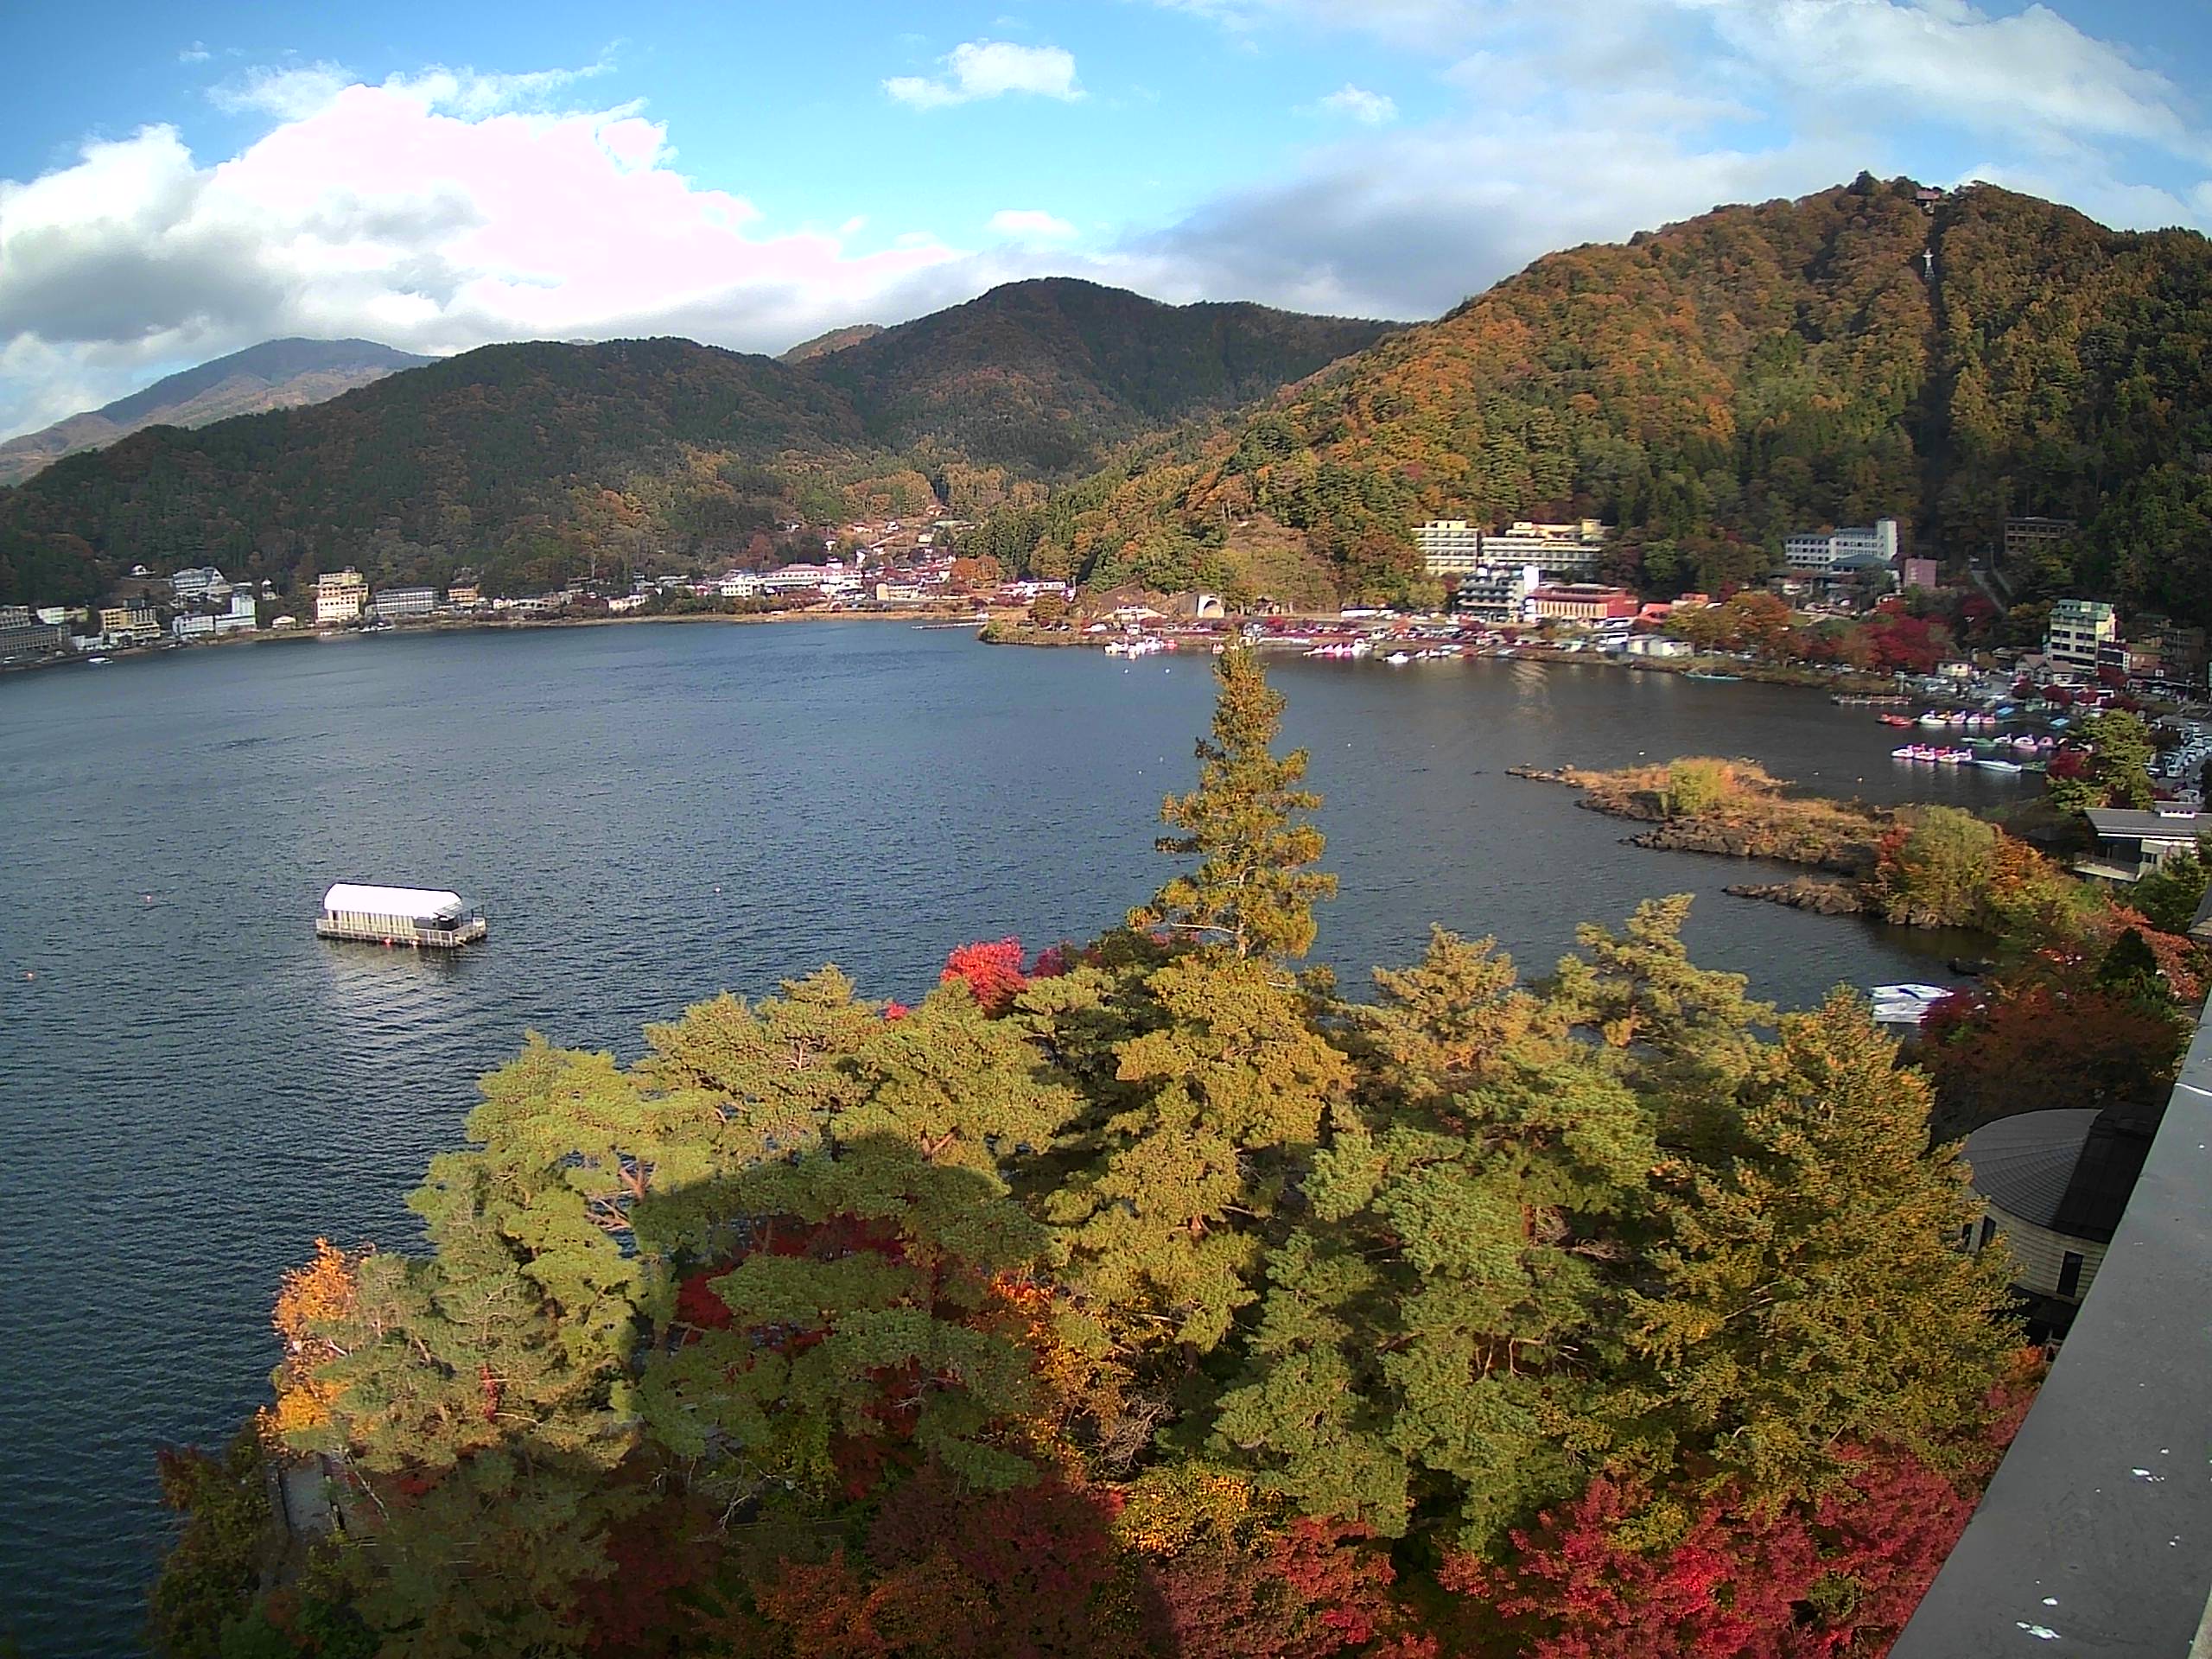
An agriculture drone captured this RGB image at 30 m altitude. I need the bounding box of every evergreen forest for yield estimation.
[153,652,2043,1659]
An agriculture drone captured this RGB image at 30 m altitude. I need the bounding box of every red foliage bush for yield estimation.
[1146,1517,1417,1659]
[943,938,1031,1014]
[1445,1455,1975,1659]
[1918,980,2187,1136]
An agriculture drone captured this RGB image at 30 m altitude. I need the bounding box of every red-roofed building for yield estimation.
[1528,584,1637,623]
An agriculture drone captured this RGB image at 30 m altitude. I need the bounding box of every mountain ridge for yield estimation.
[0,281,1392,603]
[0,338,430,487]
[9,188,2207,622]
[957,177,2212,623]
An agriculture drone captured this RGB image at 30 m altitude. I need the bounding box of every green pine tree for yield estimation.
[1128,648,1337,960]
[1211,931,1656,1550]
[2082,709,2157,810]
[840,977,1084,1181]
[633,1136,1048,1506]
[1546,894,1776,1147]
[1620,992,2020,1503]
[1049,949,1353,1355]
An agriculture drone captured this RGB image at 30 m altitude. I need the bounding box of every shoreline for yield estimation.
[0,605,1005,680]
[1507,760,1936,927]
[981,621,1903,696]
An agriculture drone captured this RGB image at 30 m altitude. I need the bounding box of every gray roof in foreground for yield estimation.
[1893,1007,2212,1656]
[2083,807,2203,839]
[1963,1109,2101,1227]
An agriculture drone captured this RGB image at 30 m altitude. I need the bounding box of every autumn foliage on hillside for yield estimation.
[0,282,1387,607]
[964,175,2212,616]
[156,655,2044,1659]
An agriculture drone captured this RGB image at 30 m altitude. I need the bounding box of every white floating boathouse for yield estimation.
[316,882,487,949]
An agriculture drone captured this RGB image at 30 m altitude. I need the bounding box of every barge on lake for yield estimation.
[316,882,487,949]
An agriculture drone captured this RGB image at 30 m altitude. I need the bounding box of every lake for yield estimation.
[0,621,2027,1655]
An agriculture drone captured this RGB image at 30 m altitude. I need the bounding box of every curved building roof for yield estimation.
[1964,1107,2153,1243]
[322,882,464,917]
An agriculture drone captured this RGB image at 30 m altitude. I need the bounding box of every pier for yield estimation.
[315,915,487,949]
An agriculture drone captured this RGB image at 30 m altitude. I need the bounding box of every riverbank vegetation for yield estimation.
[1513,757,1889,871]
[158,654,2044,1659]
[1516,751,2206,1153]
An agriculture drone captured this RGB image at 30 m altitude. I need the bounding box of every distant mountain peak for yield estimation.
[0,337,430,486]
[779,323,885,365]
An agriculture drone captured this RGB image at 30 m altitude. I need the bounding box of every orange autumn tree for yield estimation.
[257,1237,361,1444]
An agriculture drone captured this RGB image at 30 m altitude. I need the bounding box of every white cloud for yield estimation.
[1151,0,1481,48]
[1131,0,2212,321]
[0,78,968,439]
[178,41,210,65]
[211,60,613,124]
[1313,85,1397,125]
[1693,0,2206,161]
[1169,0,2209,165]
[885,40,1082,110]
[209,61,354,120]
[988,208,1078,241]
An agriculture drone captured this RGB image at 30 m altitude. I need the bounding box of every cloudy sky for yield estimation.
[1,0,2208,442]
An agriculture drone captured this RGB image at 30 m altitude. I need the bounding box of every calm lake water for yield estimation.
[0,622,2027,1655]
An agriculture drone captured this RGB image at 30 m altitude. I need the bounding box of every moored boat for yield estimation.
[316,882,487,949]
[1870,982,1956,1027]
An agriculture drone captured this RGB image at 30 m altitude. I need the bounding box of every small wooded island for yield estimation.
[153,654,2207,1658]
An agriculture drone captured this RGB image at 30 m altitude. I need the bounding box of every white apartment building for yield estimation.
[757,560,859,594]
[717,570,764,600]
[372,586,438,620]
[2045,599,2118,673]
[1783,518,1899,573]
[315,569,369,626]
[1450,563,1541,623]
[0,604,29,630]
[172,590,261,639]
[169,565,229,604]
[1415,520,1487,576]
[1481,519,1610,574]
[1420,518,1610,577]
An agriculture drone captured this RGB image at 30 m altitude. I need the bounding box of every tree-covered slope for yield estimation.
[968,177,2212,617]
[0,338,867,601]
[0,283,1391,605]
[810,277,1393,470]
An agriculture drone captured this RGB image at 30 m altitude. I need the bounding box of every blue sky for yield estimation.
[1,0,2208,440]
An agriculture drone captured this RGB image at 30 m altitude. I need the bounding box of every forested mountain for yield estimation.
[810,278,1394,469]
[777,322,886,363]
[962,177,2212,620]
[0,282,1389,605]
[0,338,428,487]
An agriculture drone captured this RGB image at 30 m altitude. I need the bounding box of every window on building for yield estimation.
[2057,1250,2084,1299]
[1979,1215,1998,1250]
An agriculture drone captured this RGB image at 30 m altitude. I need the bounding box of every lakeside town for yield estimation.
[2,510,2191,706]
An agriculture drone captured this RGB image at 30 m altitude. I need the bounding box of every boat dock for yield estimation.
[315,915,487,948]
[316,881,488,950]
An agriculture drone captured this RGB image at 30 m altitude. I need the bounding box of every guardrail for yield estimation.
[1893,1001,2212,1655]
